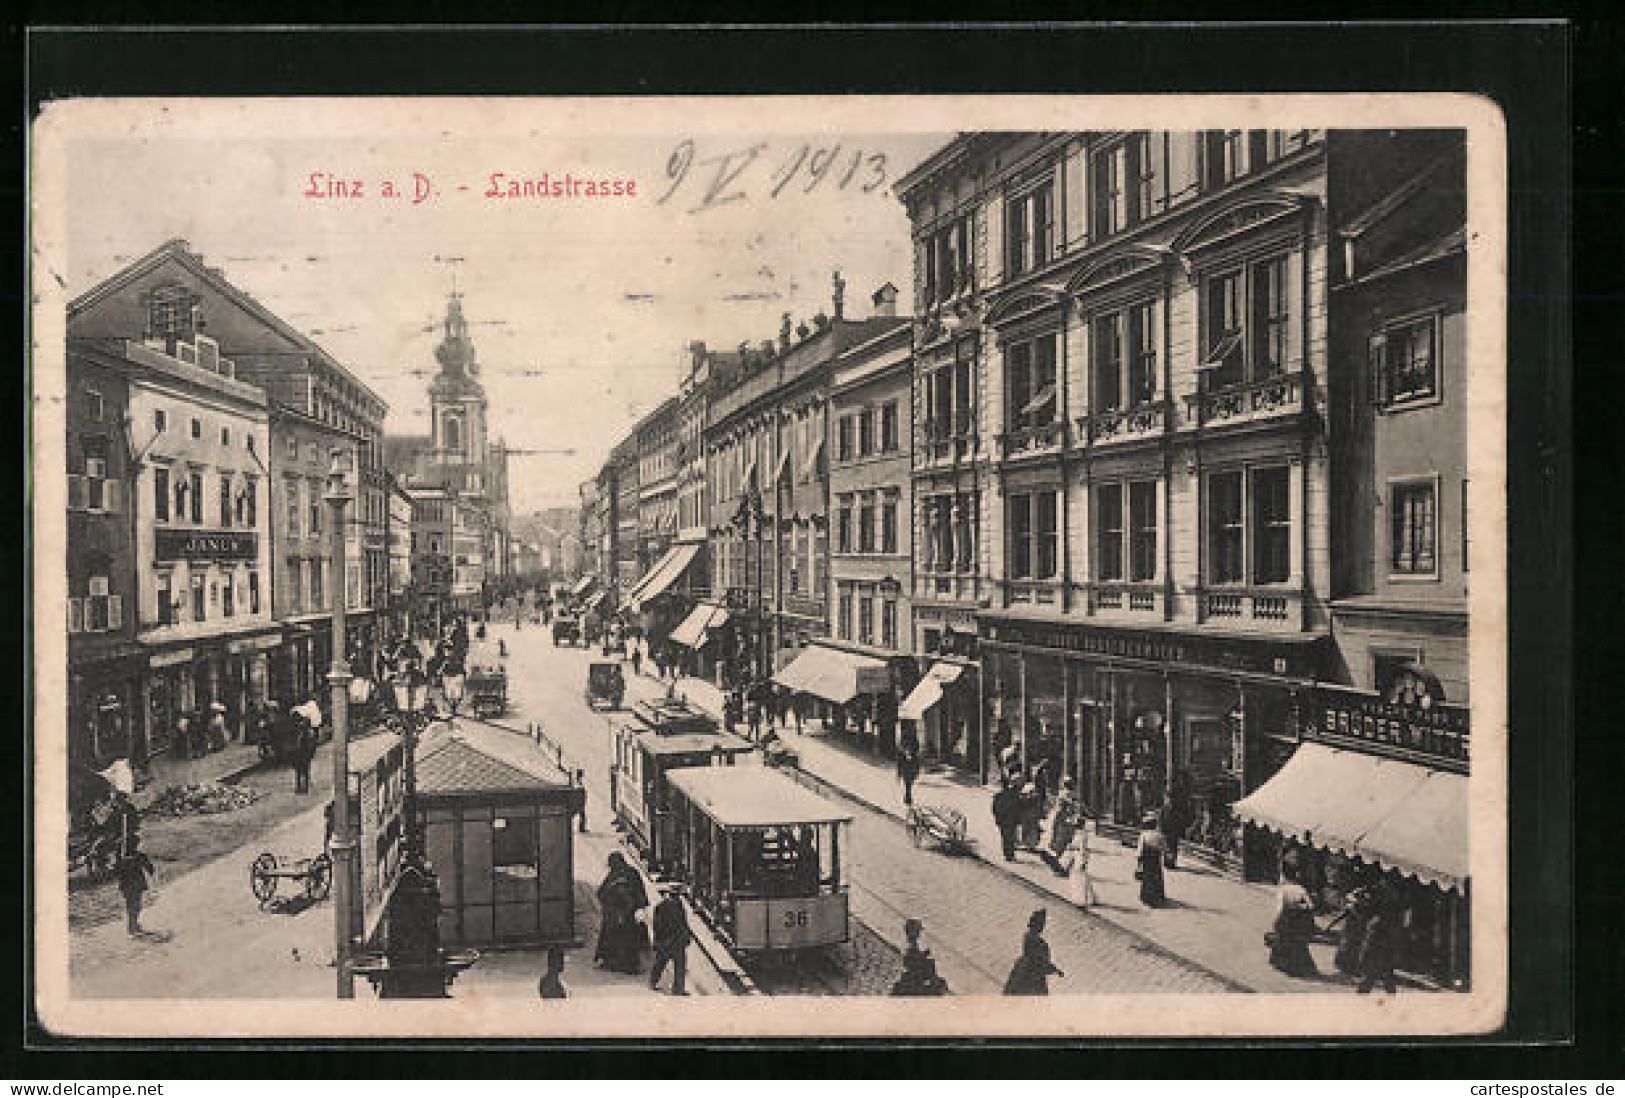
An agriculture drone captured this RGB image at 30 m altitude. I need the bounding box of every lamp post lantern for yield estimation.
[324,447,357,1000]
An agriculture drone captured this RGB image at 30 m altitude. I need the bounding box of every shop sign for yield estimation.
[148,647,194,668]
[226,633,281,655]
[979,617,1319,678]
[1306,685,1469,769]
[155,528,258,562]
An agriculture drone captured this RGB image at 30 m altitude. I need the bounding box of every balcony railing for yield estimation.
[997,420,1067,460]
[1198,587,1302,627]
[1184,371,1306,429]
[1004,578,1062,607]
[1081,399,1169,446]
[916,570,985,604]
[917,430,977,468]
[1086,582,1163,615]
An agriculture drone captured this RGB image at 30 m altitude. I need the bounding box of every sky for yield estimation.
[57,101,950,512]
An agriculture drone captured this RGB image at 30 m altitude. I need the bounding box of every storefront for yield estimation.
[68,646,147,769]
[142,645,196,759]
[667,600,731,683]
[977,612,1326,872]
[1233,680,1471,988]
[772,642,891,746]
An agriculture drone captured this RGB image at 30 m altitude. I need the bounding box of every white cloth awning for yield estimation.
[898,662,966,721]
[1232,742,1469,893]
[772,644,889,705]
[669,602,729,649]
[570,574,597,597]
[627,543,701,612]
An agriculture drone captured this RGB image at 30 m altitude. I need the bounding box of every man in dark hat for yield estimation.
[649,883,692,996]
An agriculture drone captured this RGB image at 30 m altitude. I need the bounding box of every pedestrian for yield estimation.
[291,707,317,795]
[115,835,157,937]
[1135,813,1167,907]
[1037,777,1082,878]
[1068,819,1098,908]
[1017,777,1044,851]
[896,744,921,808]
[1268,863,1320,978]
[631,644,643,677]
[1356,888,1404,995]
[891,917,949,996]
[1002,908,1063,995]
[649,883,692,995]
[1331,884,1377,976]
[537,946,568,999]
[575,769,589,833]
[1157,796,1183,870]
[991,778,1021,862]
[593,852,649,974]
[206,702,228,752]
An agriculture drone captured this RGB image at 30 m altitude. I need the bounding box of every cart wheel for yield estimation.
[251,853,279,904]
[907,821,925,848]
[306,853,332,901]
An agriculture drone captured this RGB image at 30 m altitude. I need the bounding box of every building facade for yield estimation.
[385,470,415,633]
[65,346,142,769]
[898,130,1335,863]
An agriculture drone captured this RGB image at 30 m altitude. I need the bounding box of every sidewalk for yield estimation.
[134,740,268,809]
[666,673,1359,995]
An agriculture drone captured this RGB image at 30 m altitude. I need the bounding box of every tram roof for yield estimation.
[634,730,756,757]
[667,766,854,828]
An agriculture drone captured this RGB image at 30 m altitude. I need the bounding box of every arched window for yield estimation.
[443,413,462,452]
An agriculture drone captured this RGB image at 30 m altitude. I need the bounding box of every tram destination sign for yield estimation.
[155,529,258,562]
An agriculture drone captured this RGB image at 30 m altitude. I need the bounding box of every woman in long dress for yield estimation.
[1038,777,1081,877]
[1268,865,1320,977]
[1002,909,1063,995]
[1069,819,1098,908]
[1136,815,1167,907]
[594,852,650,974]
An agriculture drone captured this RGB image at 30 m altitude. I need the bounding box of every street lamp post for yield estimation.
[324,448,357,1000]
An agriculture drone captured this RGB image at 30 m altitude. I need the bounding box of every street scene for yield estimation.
[45,104,1481,1023]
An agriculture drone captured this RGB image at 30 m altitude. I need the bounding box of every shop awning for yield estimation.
[1232,742,1469,893]
[772,645,889,705]
[581,590,609,615]
[898,662,966,721]
[570,574,597,597]
[669,602,729,649]
[626,543,700,612]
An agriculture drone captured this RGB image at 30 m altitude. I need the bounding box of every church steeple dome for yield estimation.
[431,290,484,399]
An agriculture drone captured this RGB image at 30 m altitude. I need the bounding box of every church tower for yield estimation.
[428,290,489,495]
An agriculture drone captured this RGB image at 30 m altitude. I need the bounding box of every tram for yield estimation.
[664,766,853,954]
[609,698,755,873]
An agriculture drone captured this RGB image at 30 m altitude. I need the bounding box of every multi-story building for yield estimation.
[68,238,389,672]
[611,437,640,601]
[269,404,362,701]
[577,477,603,583]
[825,296,916,754]
[64,346,142,768]
[68,334,275,754]
[634,398,680,572]
[898,130,1335,852]
[385,471,415,632]
[707,277,905,702]
[405,484,485,625]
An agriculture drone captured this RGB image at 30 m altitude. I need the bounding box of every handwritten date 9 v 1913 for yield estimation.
[656,139,889,214]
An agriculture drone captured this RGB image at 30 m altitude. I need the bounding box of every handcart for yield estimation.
[250,850,333,907]
[905,804,976,856]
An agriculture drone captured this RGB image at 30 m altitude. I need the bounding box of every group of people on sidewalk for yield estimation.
[592,852,693,996]
[1266,857,1407,992]
[989,762,1102,910]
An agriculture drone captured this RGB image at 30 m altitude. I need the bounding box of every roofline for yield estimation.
[68,238,390,415]
[894,133,979,200]
[1338,145,1466,240]
[269,400,366,442]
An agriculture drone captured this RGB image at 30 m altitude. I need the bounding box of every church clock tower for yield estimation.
[428,290,489,494]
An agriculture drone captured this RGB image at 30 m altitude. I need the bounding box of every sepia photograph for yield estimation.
[29,92,1508,1040]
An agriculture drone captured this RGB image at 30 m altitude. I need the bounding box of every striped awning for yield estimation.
[772,644,889,705]
[669,602,729,649]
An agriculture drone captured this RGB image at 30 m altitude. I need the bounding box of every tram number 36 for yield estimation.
[781,909,810,929]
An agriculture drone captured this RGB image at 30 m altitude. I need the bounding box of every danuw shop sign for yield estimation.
[155,529,258,562]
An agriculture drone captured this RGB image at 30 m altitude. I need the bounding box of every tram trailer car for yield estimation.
[609,699,755,874]
[664,766,853,954]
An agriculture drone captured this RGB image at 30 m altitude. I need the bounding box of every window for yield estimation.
[881,495,899,555]
[154,466,170,522]
[85,388,104,422]
[1208,472,1245,584]
[1006,183,1054,277]
[84,456,108,512]
[880,401,899,452]
[1204,254,1292,387]
[1130,481,1158,582]
[191,418,202,440]
[837,416,854,462]
[955,494,976,572]
[1092,135,1156,237]
[858,494,876,553]
[286,478,301,538]
[243,478,258,527]
[1096,485,1124,582]
[1128,302,1158,405]
[220,475,233,528]
[881,600,898,650]
[221,426,231,447]
[310,481,323,536]
[191,573,206,622]
[189,471,203,524]
[248,571,261,614]
[148,285,195,342]
[1391,480,1437,576]
[1252,467,1291,584]
[1009,490,1058,581]
[837,585,853,640]
[444,414,462,452]
[1253,129,1312,166]
[286,436,298,459]
[287,559,302,613]
[154,408,167,434]
[1370,315,1439,406]
[836,497,853,554]
[222,572,236,617]
[246,434,256,456]
[310,559,324,609]
[1202,129,1247,189]
[858,594,874,646]
[1092,313,1124,413]
[157,572,175,625]
[1006,334,1058,430]
[81,574,119,632]
[923,215,973,304]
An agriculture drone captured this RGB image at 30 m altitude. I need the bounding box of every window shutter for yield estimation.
[108,595,123,630]
[103,479,121,513]
[67,598,82,633]
[1368,333,1389,406]
[67,475,85,511]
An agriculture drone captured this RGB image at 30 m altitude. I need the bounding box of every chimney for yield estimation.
[871,282,899,318]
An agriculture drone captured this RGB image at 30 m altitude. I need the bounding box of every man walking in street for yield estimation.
[649,883,692,995]
[992,778,1021,862]
[575,769,589,833]
[897,745,921,808]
